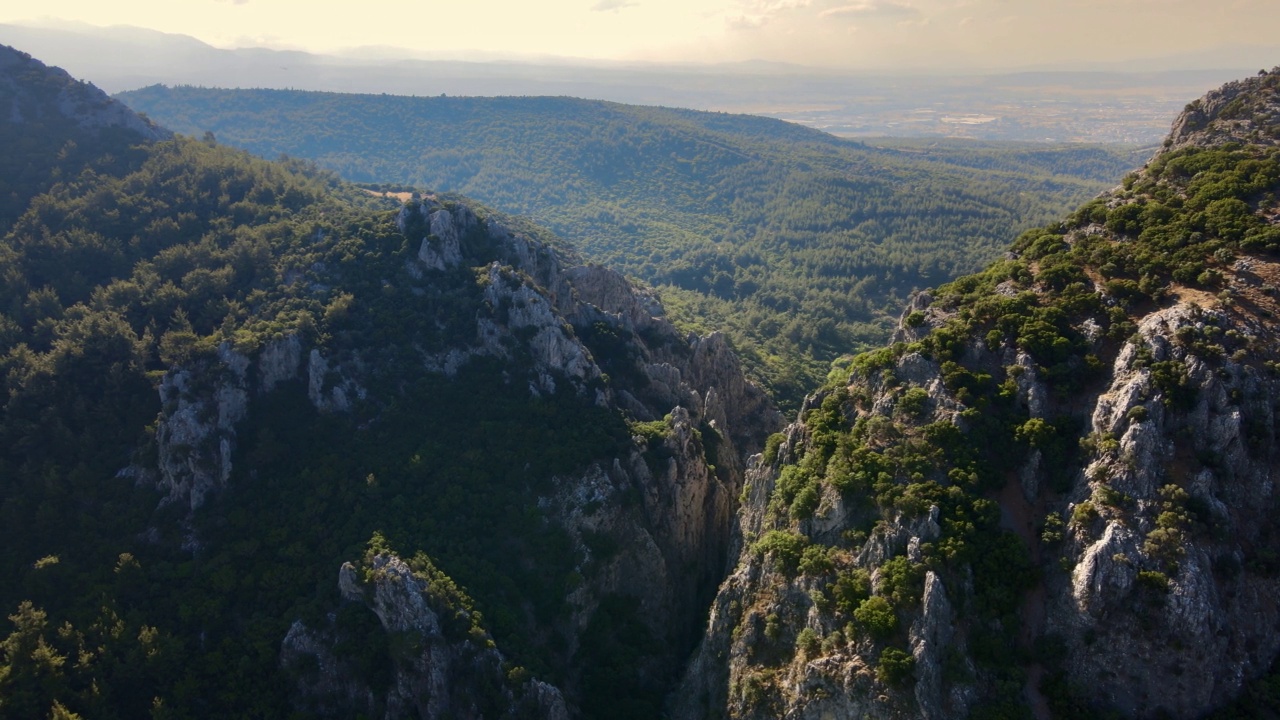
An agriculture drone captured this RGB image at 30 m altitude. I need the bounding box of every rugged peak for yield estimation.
[284,549,570,720]
[678,68,1280,720]
[0,43,168,139]
[1165,66,1280,153]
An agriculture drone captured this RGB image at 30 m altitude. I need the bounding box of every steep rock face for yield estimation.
[281,552,569,720]
[1166,66,1280,152]
[148,335,361,510]
[1051,300,1280,715]
[538,403,741,682]
[139,193,779,716]
[680,282,1280,720]
[677,68,1280,720]
[674,353,980,720]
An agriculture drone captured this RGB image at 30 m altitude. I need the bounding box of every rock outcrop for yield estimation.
[675,68,1280,720]
[138,191,779,716]
[1049,301,1280,716]
[1166,66,1280,152]
[147,335,362,510]
[282,552,569,720]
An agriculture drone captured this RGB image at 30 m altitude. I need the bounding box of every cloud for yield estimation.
[727,0,813,29]
[749,0,814,10]
[818,1,916,19]
[591,0,638,10]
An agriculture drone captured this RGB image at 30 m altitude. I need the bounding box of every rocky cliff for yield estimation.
[676,67,1280,719]
[130,190,779,716]
[281,549,570,720]
[0,45,785,718]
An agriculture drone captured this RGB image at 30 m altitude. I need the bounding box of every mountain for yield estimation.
[9,40,1280,720]
[675,68,1280,719]
[0,44,778,718]
[0,44,167,233]
[114,85,1144,409]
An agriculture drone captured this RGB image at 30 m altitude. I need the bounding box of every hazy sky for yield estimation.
[3,0,1278,69]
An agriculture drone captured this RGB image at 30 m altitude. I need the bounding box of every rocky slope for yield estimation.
[676,67,1280,719]
[281,548,571,720]
[0,48,780,719]
[131,192,781,714]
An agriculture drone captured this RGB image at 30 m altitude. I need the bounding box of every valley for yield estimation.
[117,85,1143,410]
[2,32,1280,720]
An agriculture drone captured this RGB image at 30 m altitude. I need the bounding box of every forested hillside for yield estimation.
[0,45,167,232]
[0,45,778,719]
[9,36,1280,720]
[117,86,1145,409]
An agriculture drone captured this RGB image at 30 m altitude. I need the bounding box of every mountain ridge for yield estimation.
[674,65,1280,719]
[115,84,1140,409]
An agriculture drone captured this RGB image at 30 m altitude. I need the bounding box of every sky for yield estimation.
[2,0,1279,70]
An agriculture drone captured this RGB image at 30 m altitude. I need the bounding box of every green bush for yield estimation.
[832,569,872,614]
[753,530,810,576]
[854,596,898,640]
[762,432,786,465]
[798,545,834,576]
[1137,570,1170,593]
[897,387,930,417]
[876,646,916,687]
[791,484,821,521]
[795,627,821,658]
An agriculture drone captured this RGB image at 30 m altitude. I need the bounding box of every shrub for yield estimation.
[854,596,897,640]
[878,556,923,608]
[821,629,845,654]
[798,545,834,576]
[832,569,872,613]
[753,530,810,575]
[795,627,821,658]
[1015,417,1055,447]
[1040,513,1065,546]
[1137,570,1170,593]
[791,484,821,521]
[762,432,786,465]
[1070,501,1099,529]
[877,646,916,687]
[897,386,930,417]
[764,613,782,642]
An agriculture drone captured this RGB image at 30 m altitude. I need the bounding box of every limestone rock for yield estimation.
[282,552,570,720]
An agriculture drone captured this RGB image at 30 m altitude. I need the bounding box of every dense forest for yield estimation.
[2,46,747,718]
[117,87,1146,409]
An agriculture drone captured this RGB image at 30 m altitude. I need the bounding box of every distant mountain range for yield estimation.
[0,21,1266,143]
